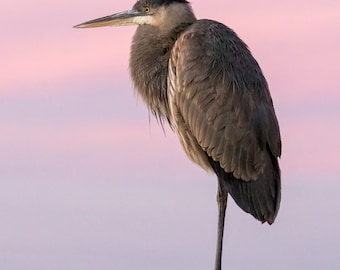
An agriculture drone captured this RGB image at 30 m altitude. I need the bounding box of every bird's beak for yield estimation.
[74,9,147,28]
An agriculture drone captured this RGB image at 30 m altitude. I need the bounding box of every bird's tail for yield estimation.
[209,154,281,224]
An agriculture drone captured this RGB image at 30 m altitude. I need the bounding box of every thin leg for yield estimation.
[215,178,228,270]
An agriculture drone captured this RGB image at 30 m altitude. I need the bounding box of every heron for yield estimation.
[74,0,281,269]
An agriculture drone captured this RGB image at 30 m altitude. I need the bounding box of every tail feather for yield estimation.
[208,154,281,224]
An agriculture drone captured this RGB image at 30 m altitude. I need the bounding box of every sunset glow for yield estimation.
[1,0,339,269]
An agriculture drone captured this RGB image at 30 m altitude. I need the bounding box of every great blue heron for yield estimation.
[74,0,281,269]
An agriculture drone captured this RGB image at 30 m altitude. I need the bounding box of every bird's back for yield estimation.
[168,19,281,223]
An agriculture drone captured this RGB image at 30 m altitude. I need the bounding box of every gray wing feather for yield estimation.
[170,20,281,180]
[168,20,281,222]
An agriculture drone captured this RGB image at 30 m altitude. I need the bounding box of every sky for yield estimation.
[1,0,340,269]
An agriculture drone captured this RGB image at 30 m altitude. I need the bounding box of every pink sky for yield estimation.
[1,0,340,269]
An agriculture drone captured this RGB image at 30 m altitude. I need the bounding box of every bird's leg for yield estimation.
[215,177,228,270]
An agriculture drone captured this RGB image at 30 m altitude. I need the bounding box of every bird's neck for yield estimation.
[129,23,193,123]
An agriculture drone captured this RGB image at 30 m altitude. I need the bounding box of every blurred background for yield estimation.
[1,0,339,269]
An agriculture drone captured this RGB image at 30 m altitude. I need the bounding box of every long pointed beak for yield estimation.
[74,10,146,28]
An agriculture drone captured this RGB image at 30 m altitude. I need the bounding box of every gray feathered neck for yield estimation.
[129,3,196,123]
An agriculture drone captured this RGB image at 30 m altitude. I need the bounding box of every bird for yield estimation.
[74,0,281,269]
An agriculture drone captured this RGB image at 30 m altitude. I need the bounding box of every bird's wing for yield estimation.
[168,20,281,181]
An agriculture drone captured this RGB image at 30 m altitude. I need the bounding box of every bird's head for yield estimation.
[74,0,195,30]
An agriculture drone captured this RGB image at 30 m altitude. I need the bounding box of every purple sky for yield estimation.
[1,0,340,269]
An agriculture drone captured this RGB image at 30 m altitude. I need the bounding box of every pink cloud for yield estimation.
[3,0,339,108]
[2,0,339,178]
[280,116,340,177]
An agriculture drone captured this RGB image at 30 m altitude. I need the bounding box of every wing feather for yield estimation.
[168,20,281,222]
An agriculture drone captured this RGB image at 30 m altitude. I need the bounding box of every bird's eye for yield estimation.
[144,7,150,13]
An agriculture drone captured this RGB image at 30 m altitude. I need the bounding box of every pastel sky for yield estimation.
[1,0,340,269]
